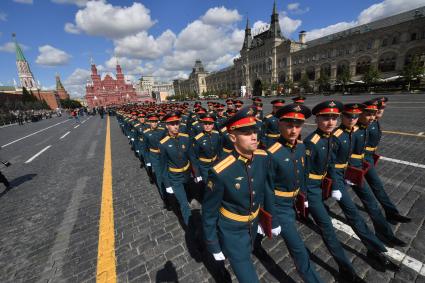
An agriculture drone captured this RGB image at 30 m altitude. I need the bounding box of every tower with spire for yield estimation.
[242,17,252,50]
[55,73,70,100]
[13,33,38,91]
[269,0,283,39]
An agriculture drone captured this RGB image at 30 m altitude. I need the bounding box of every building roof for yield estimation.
[13,34,26,62]
[307,6,425,47]
[0,86,16,91]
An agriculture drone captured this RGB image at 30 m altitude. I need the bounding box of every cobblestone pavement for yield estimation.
[0,93,424,283]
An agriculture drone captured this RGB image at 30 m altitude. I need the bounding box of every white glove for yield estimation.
[194,176,203,183]
[127,135,130,139]
[332,190,342,201]
[131,138,135,141]
[146,163,152,167]
[304,201,309,208]
[213,252,225,261]
[166,187,174,194]
[136,150,139,153]
[345,179,355,186]
[257,225,265,236]
[272,226,281,236]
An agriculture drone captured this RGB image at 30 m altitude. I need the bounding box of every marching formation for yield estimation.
[114,96,411,283]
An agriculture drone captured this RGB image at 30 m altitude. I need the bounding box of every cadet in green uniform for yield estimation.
[329,103,399,271]
[202,106,279,283]
[267,104,323,283]
[261,99,285,148]
[304,100,364,283]
[350,101,406,248]
[159,111,200,226]
[364,97,411,224]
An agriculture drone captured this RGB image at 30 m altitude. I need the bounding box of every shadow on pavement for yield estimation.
[0,173,37,198]
[155,261,179,283]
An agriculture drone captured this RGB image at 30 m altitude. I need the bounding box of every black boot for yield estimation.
[338,265,365,283]
[367,250,400,272]
[386,212,412,224]
[376,233,407,247]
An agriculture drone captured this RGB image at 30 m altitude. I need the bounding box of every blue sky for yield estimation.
[0,0,424,97]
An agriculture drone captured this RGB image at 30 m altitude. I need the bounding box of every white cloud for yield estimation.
[65,1,156,38]
[51,0,89,7]
[0,41,29,53]
[305,0,425,41]
[13,0,33,4]
[0,12,7,21]
[252,20,269,35]
[35,45,71,66]
[279,12,302,37]
[287,3,309,14]
[63,68,91,97]
[201,6,242,25]
[64,22,80,34]
[105,56,144,75]
[113,30,176,59]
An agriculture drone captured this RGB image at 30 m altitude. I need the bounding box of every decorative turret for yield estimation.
[55,73,70,100]
[242,17,252,50]
[13,33,38,90]
[269,0,283,39]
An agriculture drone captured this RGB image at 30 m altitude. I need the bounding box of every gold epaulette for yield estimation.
[178,133,189,137]
[310,134,320,144]
[268,142,282,154]
[212,130,219,134]
[134,123,140,127]
[297,140,303,144]
[143,128,151,133]
[160,136,170,144]
[333,129,343,137]
[254,149,268,156]
[265,114,273,118]
[158,127,165,130]
[213,155,236,174]
[192,121,198,125]
[220,127,227,133]
[195,132,204,140]
[353,126,359,132]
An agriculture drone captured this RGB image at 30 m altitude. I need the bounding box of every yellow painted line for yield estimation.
[96,116,117,283]
[304,123,425,138]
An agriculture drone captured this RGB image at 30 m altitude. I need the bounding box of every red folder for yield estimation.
[295,192,309,219]
[259,208,272,238]
[373,153,380,166]
[345,161,371,187]
[321,176,333,200]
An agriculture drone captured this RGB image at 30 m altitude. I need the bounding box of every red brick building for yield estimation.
[85,63,139,108]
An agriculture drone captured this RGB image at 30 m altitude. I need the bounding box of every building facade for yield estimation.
[85,63,139,107]
[174,4,425,96]
[173,60,208,96]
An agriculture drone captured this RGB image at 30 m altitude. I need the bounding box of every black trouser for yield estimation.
[0,171,10,187]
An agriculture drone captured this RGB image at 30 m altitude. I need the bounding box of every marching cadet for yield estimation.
[202,106,280,283]
[364,97,411,224]
[190,108,207,137]
[215,104,227,130]
[219,108,237,157]
[143,113,166,201]
[192,113,222,182]
[329,103,399,271]
[133,112,147,163]
[304,100,364,283]
[350,100,406,248]
[261,99,285,148]
[292,96,306,104]
[233,100,244,111]
[266,104,323,283]
[159,111,201,227]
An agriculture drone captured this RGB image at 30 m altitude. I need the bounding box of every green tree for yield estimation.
[363,66,380,92]
[299,73,311,93]
[316,70,330,93]
[21,87,37,103]
[401,55,425,91]
[336,65,351,93]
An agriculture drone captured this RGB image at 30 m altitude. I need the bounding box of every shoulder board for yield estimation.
[143,128,151,133]
[195,132,204,140]
[212,130,219,134]
[213,155,236,174]
[158,127,165,130]
[178,133,189,137]
[134,123,140,127]
[297,140,303,144]
[310,134,320,144]
[265,114,273,118]
[192,121,198,125]
[160,136,170,144]
[220,127,227,133]
[267,142,282,154]
[333,129,343,137]
[254,149,268,156]
[353,126,359,132]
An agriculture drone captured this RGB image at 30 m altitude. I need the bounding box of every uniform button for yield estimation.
[253,202,256,206]
[295,160,298,163]
[253,191,256,195]
[248,165,251,168]
[251,178,254,182]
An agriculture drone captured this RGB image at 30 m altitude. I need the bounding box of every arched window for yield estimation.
[320,63,331,77]
[378,53,397,72]
[356,56,372,75]
[306,67,315,80]
[293,70,301,82]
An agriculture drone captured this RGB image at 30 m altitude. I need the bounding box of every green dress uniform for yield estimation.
[261,99,285,148]
[159,112,200,226]
[304,101,362,282]
[202,107,276,283]
[267,104,323,283]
